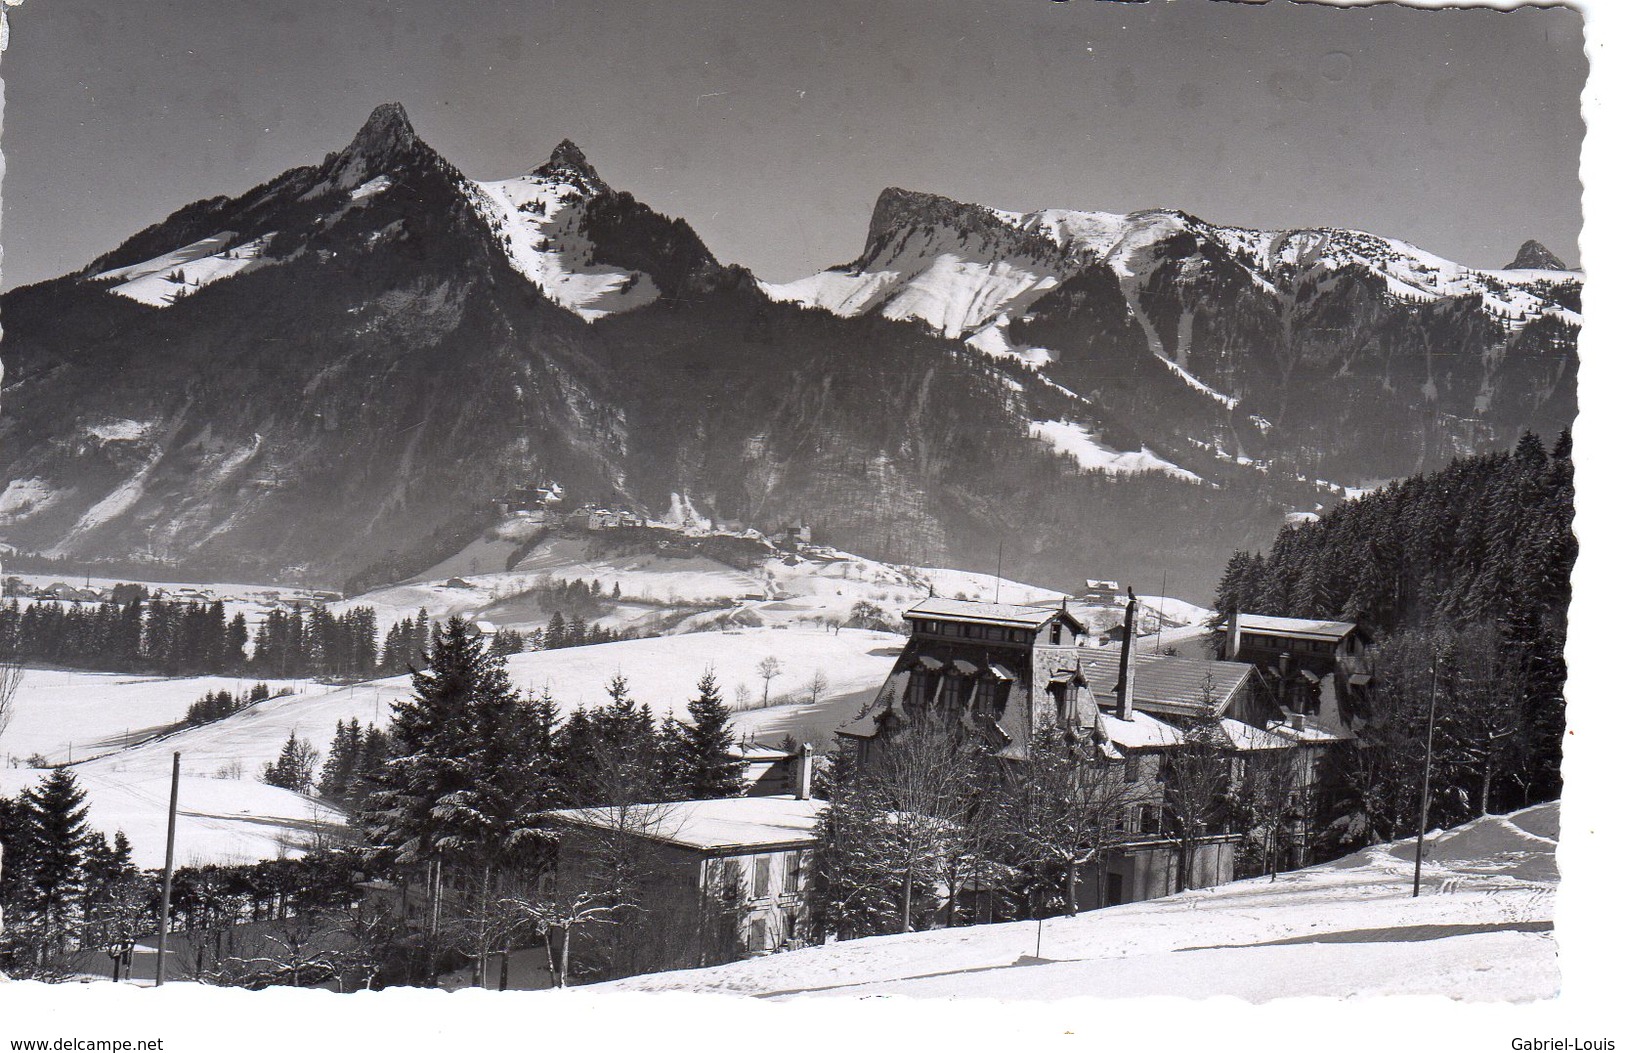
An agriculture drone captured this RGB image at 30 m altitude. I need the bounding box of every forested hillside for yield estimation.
[1213,433,1574,846]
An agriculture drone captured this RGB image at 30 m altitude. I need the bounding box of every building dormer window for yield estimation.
[1050,621,1063,645]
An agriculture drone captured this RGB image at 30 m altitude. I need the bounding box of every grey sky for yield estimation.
[0,0,1586,290]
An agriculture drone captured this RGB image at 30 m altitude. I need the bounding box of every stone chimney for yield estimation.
[1116,589,1138,720]
[1227,609,1242,660]
[795,743,816,800]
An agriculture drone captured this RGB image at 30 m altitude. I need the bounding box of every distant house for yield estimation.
[1079,579,1122,605]
[771,519,811,550]
[569,506,643,531]
[495,482,565,514]
[38,582,100,603]
[545,795,824,965]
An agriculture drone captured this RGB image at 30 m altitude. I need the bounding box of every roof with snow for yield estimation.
[1097,710,1184,750]
[1218,718,1296,752]
[729,743,794,761]
[906,597,1071,629]
[1265,717,1351,744]
[545,795,825,852]
[1076,652,1256,717]
[1236,614,1360,642]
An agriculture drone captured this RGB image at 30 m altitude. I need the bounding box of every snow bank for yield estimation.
[604,802,1559,1002]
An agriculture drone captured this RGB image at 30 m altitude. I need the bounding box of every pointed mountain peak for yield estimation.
[1507,239,1567,271]
[533,139,607,194]
[325,102,426,190]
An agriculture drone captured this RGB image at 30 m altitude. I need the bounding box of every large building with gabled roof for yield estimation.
[839,593,1339,910]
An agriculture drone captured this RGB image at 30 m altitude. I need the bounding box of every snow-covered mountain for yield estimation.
[765,188,1581,348]
[0,103,1579,600]
[764,186,1580,491]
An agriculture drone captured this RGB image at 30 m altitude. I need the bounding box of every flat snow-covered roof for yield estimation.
[1237,614,1359,641]
[546,795,826,852]
[906,597,1063,629]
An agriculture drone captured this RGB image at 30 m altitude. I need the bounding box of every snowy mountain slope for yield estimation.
[762,187,1068,340]
[1027,419,1202,483]
[468,141,660,321]
[603,802,1559,1002]
[92,233,278,308]
[770,190,1582,340]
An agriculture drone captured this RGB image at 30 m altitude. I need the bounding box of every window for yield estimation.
[1124,753,1141,783]
[753,855,772,899]
[940,675,962,710]
[1050,622,1063,645]
[748,916,769,953]
[785,851,805,893]
[1140,804,1162,834]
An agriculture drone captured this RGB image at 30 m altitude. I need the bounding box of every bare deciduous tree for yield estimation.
[756,656,783,708]
[1002,728,1138,915]
[805,669,829,707]
[1162,717,1234,893]
[0,654,24,747]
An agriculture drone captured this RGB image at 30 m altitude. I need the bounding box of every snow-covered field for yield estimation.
[0,667,313,767]
[604,803,1559,1002]
[0,766,344,870]
[0,543,1207,868]
[70,627,901,780]
[19,624,903,864]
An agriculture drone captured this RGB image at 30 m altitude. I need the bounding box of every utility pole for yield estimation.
[1412,653,1440,898]
[156,751,181,985]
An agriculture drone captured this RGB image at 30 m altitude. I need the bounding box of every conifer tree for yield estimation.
[543,612,568,650]
[17,768,92,957]
[263,731,319,794]
[674,670,747,799]
[360,616,546,868]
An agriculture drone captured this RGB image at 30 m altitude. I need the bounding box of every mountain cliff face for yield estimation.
[0,105,1581,598]
[763,190,1582,484]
